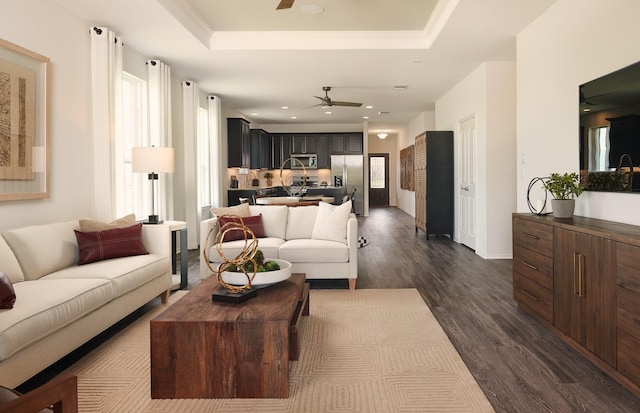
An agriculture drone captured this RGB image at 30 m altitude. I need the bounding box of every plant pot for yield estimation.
[551,199,575,218]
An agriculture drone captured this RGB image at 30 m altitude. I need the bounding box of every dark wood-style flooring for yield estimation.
[19,207,640,412]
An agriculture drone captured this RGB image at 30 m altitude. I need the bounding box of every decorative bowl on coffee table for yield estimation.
[219,259,292,288]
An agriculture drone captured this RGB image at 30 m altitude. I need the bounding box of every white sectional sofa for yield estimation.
[0,219,172,388]
[200,203,358,290]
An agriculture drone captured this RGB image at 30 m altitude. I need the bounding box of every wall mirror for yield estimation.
[580,60,640,192]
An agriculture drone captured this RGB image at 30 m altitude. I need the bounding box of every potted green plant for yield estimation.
[543,172,584,218]
[263,172,274,186]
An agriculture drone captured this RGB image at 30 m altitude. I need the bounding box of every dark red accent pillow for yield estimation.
[218,214,266,242]
[74,223,149,265]
[0,270,16,309]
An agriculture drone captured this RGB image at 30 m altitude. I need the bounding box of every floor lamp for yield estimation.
[132,146,174,224]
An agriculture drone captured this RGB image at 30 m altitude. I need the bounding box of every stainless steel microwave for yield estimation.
[291,153,317,169]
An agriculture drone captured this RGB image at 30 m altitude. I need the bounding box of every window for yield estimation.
[117,72,149,219]
[588,126,610,171]
[197,106,211,208]
[370,156,386,189]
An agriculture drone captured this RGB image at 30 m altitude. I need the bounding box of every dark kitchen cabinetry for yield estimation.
[292,135,317,154]
[271,135,292,169]
[331,134,363,154]
[316,135,330,168]
[227,118,250,167]
[250,129,271,169]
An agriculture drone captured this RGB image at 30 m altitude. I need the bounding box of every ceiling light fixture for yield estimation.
[377,133,388,140]
[362,116,369,119]
[301,5,324,14]
[325,111,332,115]
[281,106,289,109]
[365,105,373,109]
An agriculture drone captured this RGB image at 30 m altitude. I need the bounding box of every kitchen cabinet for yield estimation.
[227,118,250,167]
[553,227,616,366]
[271,135,292,169]
[512,213,640,398]
[291,135,317,154]
[316,135,330,168]
[331,134,363,154]
[250,129,271,169]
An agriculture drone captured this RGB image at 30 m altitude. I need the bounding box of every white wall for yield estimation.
[396,112,435,216]
[517,0,640,225]
[436,62,516,259]
[0,0,93,231]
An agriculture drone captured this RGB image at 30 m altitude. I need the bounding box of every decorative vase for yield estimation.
[551,199,575,218]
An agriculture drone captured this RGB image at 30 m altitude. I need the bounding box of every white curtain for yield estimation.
[182,81,199,249]
[208,95,224,207]
[147,60,173,221]
[90,27,123,221]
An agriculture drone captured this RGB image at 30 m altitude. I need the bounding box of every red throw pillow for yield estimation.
[0,270,16,309]
[74,223,149,265]
[218,214,266,242]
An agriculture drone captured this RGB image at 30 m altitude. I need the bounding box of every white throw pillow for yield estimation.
[210,203,250,218]
[311,201,351,244]
[285,206,318,240]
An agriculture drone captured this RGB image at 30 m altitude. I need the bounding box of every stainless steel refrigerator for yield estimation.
[331,155,364,215]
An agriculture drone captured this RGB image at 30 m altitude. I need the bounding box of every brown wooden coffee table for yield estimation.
[150,273,309,399]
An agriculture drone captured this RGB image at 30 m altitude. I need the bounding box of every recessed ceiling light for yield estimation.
[365,105,373,109]
[301,5,324,14]
[325,111,332,115]
[378,111,390,115]
[362,116,369,119]
[251,113,258,116]
[291,116,297,119]
[281,106,289,110]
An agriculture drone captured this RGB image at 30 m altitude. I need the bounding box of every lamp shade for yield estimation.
[132,147,174,173]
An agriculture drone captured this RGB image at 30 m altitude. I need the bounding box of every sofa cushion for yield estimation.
[74,223,149,265]
[248,205,288,239]
[218,214,265,242]
[210,203,251,218]
[79,214,136,232]
[0,278,113,361]
[206,238,285,265]
[279,239,349,263]
[41,254,169,299]
[2,220,80,281]
[311,201,351,244]
[285,206,318,240]
[0,271,16,309]
[0,236,24,283]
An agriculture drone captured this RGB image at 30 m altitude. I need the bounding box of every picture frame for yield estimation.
[0,38,49,201]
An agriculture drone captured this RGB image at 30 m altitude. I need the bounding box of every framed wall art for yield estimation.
[0,38,49,201]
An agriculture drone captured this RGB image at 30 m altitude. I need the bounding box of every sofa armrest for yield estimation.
[0,374,77,413]
[141,224,172,256]
[199,217,219,279]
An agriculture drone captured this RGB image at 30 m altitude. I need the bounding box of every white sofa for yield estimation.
[0,219,172,388]
[200,204,358,290]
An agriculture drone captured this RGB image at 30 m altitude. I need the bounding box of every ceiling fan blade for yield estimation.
[331,101,362,107]
[276,0,294,10]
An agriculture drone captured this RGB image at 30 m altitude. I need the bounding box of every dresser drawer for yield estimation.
[513,217,553,257]
[616,242,640,294]
[514,272,553,323]
[618,330,640,385]
[513,244,553,290]
[618,286,640,342]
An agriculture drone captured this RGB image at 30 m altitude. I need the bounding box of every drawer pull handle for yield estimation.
[522,289,540,302]
[521,261,538,271]
[522,232,539,240]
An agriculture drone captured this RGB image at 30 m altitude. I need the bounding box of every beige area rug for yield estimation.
[64,289,494,412]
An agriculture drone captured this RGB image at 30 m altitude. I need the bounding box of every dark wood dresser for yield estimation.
[513,213,640,397]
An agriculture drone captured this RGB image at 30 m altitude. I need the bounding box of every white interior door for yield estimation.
[459,116,477,250]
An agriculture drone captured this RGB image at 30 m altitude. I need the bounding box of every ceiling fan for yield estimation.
[276,0,294,10]
[312,87,363,108]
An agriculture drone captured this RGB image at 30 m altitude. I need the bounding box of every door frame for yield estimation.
[368,153,390,207]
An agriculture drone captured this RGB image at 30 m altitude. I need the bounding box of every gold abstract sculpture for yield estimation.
[279,157,308,197]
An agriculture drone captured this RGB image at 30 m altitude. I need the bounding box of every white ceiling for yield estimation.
[53,0,557,132]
